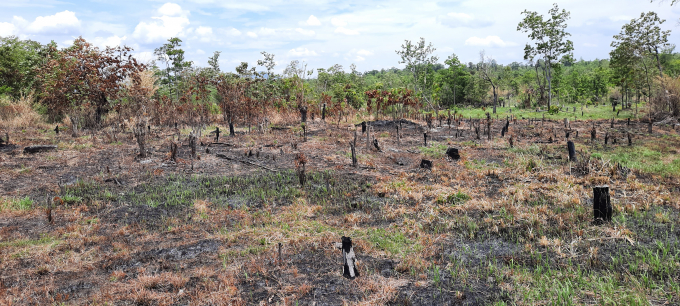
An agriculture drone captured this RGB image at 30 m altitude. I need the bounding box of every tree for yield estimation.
[36,37,145,125]
[517,3,574,108]
[611,12,670,78]
[208,51,221,72]
[0,36,51,98]
[478,50,501,113]
[154,37,192,99]
[395,37,439,112]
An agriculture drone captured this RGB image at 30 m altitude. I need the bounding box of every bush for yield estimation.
[548,105,559,115]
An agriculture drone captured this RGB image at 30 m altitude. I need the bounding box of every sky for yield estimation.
[0,0,679,75]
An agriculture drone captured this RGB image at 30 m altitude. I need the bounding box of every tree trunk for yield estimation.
[567,141,576,162]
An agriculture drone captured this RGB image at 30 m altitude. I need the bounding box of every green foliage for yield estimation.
[548,105,559,115]
[436,191,471,206]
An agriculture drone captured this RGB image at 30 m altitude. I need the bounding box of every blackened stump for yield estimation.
[420,159,433,169]
[340,236,359,279]
[567,141,577,162]
[446,148,460,160]
[361,121,367,134]
[593,186,612,224]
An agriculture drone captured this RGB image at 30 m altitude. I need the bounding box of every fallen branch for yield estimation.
[23,145,57,154]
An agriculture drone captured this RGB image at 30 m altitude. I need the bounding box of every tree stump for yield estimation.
[373,138,382,152]
[420,159,432,170]
[337,236,358,279]
[628,132,632,146]
[361,121,367,134]
[423,132,428,147]
[567,141,577,162]
[446,148,460,161]
[593,186,612,224]
[648,121,653,134]
[229,123,235,136]
[54,125,59,134]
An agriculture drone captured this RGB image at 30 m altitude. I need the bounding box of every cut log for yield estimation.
[23,145,57,154]
[593,186,612,224]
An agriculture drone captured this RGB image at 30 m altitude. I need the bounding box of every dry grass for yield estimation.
[0,94,46,130]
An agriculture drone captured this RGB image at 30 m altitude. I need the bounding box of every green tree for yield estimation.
[517,3,574,108]
[154,37,192,99]
[395,37,439,112]
[0,36,51,98]
[611,12,670,78]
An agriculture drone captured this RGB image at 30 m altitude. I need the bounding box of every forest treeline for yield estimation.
[1,4,679,131]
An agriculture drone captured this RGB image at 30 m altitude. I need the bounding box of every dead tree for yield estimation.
[23,145,57,154]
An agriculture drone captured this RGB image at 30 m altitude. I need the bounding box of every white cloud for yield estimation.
[465,36,515,47]
[133,15,189,43]
[305,15,321,26]
[246,31,257,38]
[331,18,347,27]
[221,27,241,36]
[295,28,315,36]
[288,47,318,57]
[0,22,16,36]
[133,51,155,64]
[334,27,358,35]
[355,55,365,62]
[356,49,373,56]
[440,12,492,28]
[257,27,276,36]
[92,35,127,48]
[26,10,81,34]
[158,3,183,16]
[196,26,212,36]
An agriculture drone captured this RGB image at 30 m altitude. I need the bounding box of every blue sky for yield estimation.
[1,0,678,75]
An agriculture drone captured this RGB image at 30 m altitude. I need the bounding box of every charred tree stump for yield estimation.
[423,132,428,147]
[567,141,577,162]
[322,103,326,121]
[373,138,382,152]
[299,106,308,123]
[604,132,609,146]
[446,148,460,160]
[213,127,220,142]
[648,121,653,134]
[54,125,59,135]
[278,242,283,265]
[366,125,371,151]
[170,142,178,162]
[509,135,514,148]
[628,132,632,146]
[361,121,367,134]
[302,124,307,142]
[396,125,400,144]
[336,237,359,279]
[627,118,630,126]
[229,123,235,136]
[420,159,432,170]
[350,131,357,167]
[590,127,596,142]
[133,122,147,158]
[593,186,612,224]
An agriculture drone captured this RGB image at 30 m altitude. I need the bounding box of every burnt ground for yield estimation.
[1,116,680,305]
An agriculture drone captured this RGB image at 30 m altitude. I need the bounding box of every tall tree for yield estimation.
[395,37,439,112]
[611,12,670,78]
[517,3,574,108]
[154,37,192,99]
[478,50,501,114]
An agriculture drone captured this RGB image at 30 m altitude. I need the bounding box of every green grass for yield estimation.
[436,191,471,206]
[365,227,422,256]
[0,234,59,248]
[0,196,33,211]
[419,142,447,159]
[603,146,680,177]
[450,100,643,121]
